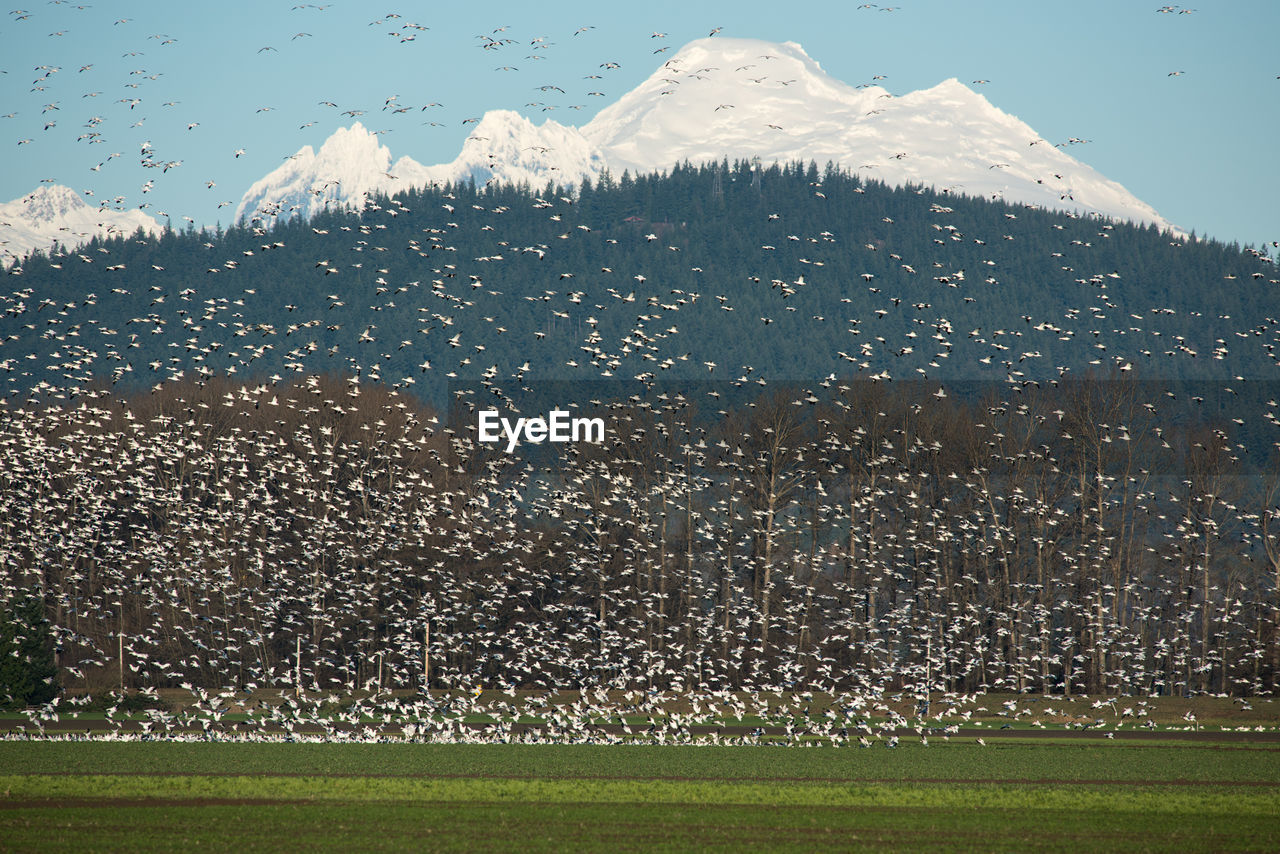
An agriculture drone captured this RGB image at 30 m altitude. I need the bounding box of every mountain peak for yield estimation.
[658,36,829,77]
[13,185,89,226]
[432,110,605,191]
[234,123,430,224]
[903,77,998,111]
[318,121,385,161]
[929,76,979,94]
[581,38,884,178]
[579,39,1169,229]
[1,184,159,264]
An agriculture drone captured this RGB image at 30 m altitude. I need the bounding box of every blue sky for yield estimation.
[2,0,1275,249]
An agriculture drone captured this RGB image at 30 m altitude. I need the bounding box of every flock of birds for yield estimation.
[1,4,1279,735]
[13,682,1263,746]
[1,318,1278,711]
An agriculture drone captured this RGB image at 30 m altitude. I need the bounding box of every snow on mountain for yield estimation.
[582,38,1171,230]
[235,37,1173,233]
[234,122,435,224]
[0,185,159,265]
[423,110,606,193]
[236,115,604,225]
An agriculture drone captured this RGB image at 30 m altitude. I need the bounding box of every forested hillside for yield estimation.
[5,160,1275,409]
[3,162,1280,699]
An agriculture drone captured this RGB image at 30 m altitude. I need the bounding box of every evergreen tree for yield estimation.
[0,593,59,709]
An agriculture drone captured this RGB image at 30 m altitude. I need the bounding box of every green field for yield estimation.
[2,740,1278,852]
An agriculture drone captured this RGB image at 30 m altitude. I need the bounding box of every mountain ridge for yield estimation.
[235,36,1175,234]
[1,37,1178,262]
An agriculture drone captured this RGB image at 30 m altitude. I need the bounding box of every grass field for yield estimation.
[3,739,1278,852]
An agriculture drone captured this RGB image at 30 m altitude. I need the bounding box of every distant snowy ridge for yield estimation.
[235,37,1174,233]
[233,123,433,225]
[426,110,607,196]
[234,114,606,225]
[0,185,159,265]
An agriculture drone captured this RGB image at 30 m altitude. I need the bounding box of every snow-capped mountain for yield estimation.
[425,110,607,194]
[235,115,606,224]
[0,185,160,265]
[235,37,1173,232]
[582,38,1170,230]
[234,123,434,224]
